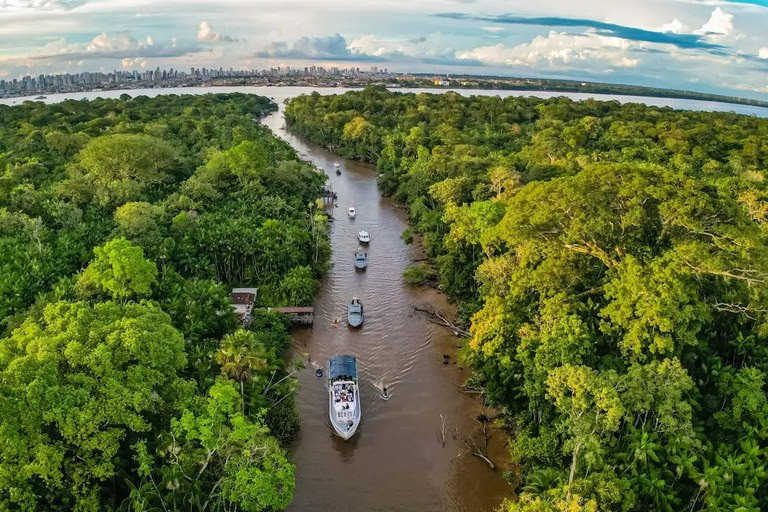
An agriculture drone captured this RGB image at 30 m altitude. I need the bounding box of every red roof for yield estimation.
[231,292,256,305]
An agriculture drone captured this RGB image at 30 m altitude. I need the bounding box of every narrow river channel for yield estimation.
[261,103,511,511]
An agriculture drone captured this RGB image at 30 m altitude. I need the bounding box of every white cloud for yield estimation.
[86,31,142,53]
[0,30,202,69]
[456,30,640,69]
[1,0,85,10]
[121,57,147,68]
[660,19,688,33]
[348,34,415,57]
[759,47,768,59]
[481,26,505,33]
[196,21,237,43]
[346,33,469,65]
[696,7,734,35]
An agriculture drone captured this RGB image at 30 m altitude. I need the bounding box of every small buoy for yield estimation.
[315,368,323,378]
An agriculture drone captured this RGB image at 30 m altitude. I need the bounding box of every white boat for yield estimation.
[348,207,356,218]
[328,355,361,440]
[357,230,370,244]
[333,161,341,168]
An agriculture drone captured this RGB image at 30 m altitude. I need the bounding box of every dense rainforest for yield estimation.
[286,87,768,512]
[0,93,329,511]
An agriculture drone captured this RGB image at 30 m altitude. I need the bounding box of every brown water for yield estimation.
[261,104,512,512]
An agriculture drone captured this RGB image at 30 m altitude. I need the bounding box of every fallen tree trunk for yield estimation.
[411,304,470,338]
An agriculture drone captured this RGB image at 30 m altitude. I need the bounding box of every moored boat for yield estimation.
[328,355,361,440]
[347,297,363,327]
[348,206,356,218]
[357,230,370,244]
[333,161,341,168]
[354,250,367,270]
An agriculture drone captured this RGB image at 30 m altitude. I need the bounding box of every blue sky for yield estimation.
[0,0,767,98]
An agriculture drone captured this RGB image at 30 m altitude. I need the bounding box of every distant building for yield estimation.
[231,287,258,324]
[434,78,450,86]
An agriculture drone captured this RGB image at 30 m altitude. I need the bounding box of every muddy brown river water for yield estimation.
[261,104,512,512]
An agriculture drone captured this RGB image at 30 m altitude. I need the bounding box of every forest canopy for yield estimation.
[286,87,768,512]
[0,93,328,511]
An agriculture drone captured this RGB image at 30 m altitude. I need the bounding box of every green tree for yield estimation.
[279,265,316,306]
[131,379,294,512]
[75,133,178,205]
[0,300,190,512]
[77,237,158,300]
[216,329,268,414]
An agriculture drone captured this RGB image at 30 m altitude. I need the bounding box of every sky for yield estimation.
[0,0,767,99]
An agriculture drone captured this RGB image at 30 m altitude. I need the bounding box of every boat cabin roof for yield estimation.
[329,355,357,379]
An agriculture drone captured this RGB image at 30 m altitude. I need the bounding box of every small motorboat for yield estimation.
[348,207,356,218]
[328,355,361,440]
[333,161,341,168]
[336,168,342,175]
[357,231,370,244]
[347,297,363,327]
[381,386,390,400]
[354,250,367,270]
[315,368,323,378]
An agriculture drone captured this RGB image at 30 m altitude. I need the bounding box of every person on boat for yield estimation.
[333,317,339,327]
[382,386,388,398]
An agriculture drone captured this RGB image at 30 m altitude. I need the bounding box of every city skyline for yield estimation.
[0,64,394,95]
[1,0,767,99]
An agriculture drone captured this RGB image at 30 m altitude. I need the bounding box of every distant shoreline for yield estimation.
[405,74,768,109]
[2,75,767,112]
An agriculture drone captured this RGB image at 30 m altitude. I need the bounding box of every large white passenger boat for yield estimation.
[328,355,361,440]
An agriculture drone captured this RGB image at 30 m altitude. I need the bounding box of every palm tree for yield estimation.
[215,329,266,414]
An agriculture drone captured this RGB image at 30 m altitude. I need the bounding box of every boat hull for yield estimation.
[347,313,363,327]
[329,409,360,440]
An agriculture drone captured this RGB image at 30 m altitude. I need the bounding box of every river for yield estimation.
[261,105,511,511]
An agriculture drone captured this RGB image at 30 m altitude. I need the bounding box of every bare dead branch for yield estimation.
[440,414,447,448]
[411,304,470,338]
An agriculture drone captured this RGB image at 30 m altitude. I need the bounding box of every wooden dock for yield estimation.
[272,306,314,325]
